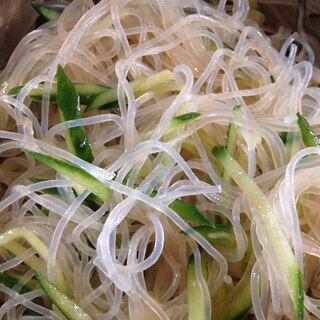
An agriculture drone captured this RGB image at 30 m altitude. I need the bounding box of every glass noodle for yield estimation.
[0,0,320,319]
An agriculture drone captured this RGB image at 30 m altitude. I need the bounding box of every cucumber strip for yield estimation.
[0,228,66,293]
[0,228,50,263]
[223,42,234,50]
[214,255,254,320]
[8,85,25,96]
[172,112,201,124]
[9,71,181,112]
[187,252,208,320]
[212,145,303,319]
[8,82,109,105]
[28,177,101,210]
[169,199,213,226]
[167,110,201,135]
[226,105,241,157]
[4,241,43,272]
[297,112,320,147]
[25,150,110,201]
[32,2,62,21]
[279,131,288,144]
[223,105,241,184]
[151,190,213,225]
[285,131,301,159]
[85,87,117,111]
[28,177,60,195]
[0,272,33,294]
[33,270,92,320]
[86,69,180,111]
[191,225,236,248]
[279,129,300,160]
[56,65,94,163]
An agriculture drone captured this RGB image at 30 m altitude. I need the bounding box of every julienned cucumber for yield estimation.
[32,2,62,21]
[187,253,208,320]
[8,82,109,105]
[296,112,320,147]
[28,177,101,210]
[56,65,94,163]
[225,105,241,158]
[34,270,92,320]
[172,112,201,124]
[9,70,182,111]
[0,272,33,294]
[0,227,66,293]
[212,145,303,320]
[191,225,236,248]
[214,255,254,320]
[222,104,241,218]
[86,69,182,111]
[169,198,212,226]
[24,150,110,201]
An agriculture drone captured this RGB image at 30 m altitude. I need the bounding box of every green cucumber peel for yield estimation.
[0,272,33,294]
[32,2,62,21]
[8,85,24,96]
[187,252,208,320]
[33,270,92,320]
[25,150,110,201]
[8,82,108,105]
[285,130,301,159]
[86,69,181,111]
[170,112,201,130]
[279,129,300,160]
[150,190,212,225]
[297,112,320,147]
[212,145,303,319]
[28,177,60,195]
[223,42,234,50]
[28,177,101,210]
[279,131,288,144]
[173,112,201,124]
[226,105,241,156]
[191,224,236,248]
[56,65,94,162]
[169,198,212,226]
[223,105,241,184]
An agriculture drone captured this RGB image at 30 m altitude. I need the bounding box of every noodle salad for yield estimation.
[0,0,320,319]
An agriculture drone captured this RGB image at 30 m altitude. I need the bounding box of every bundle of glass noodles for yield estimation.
[2,0,320,319]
